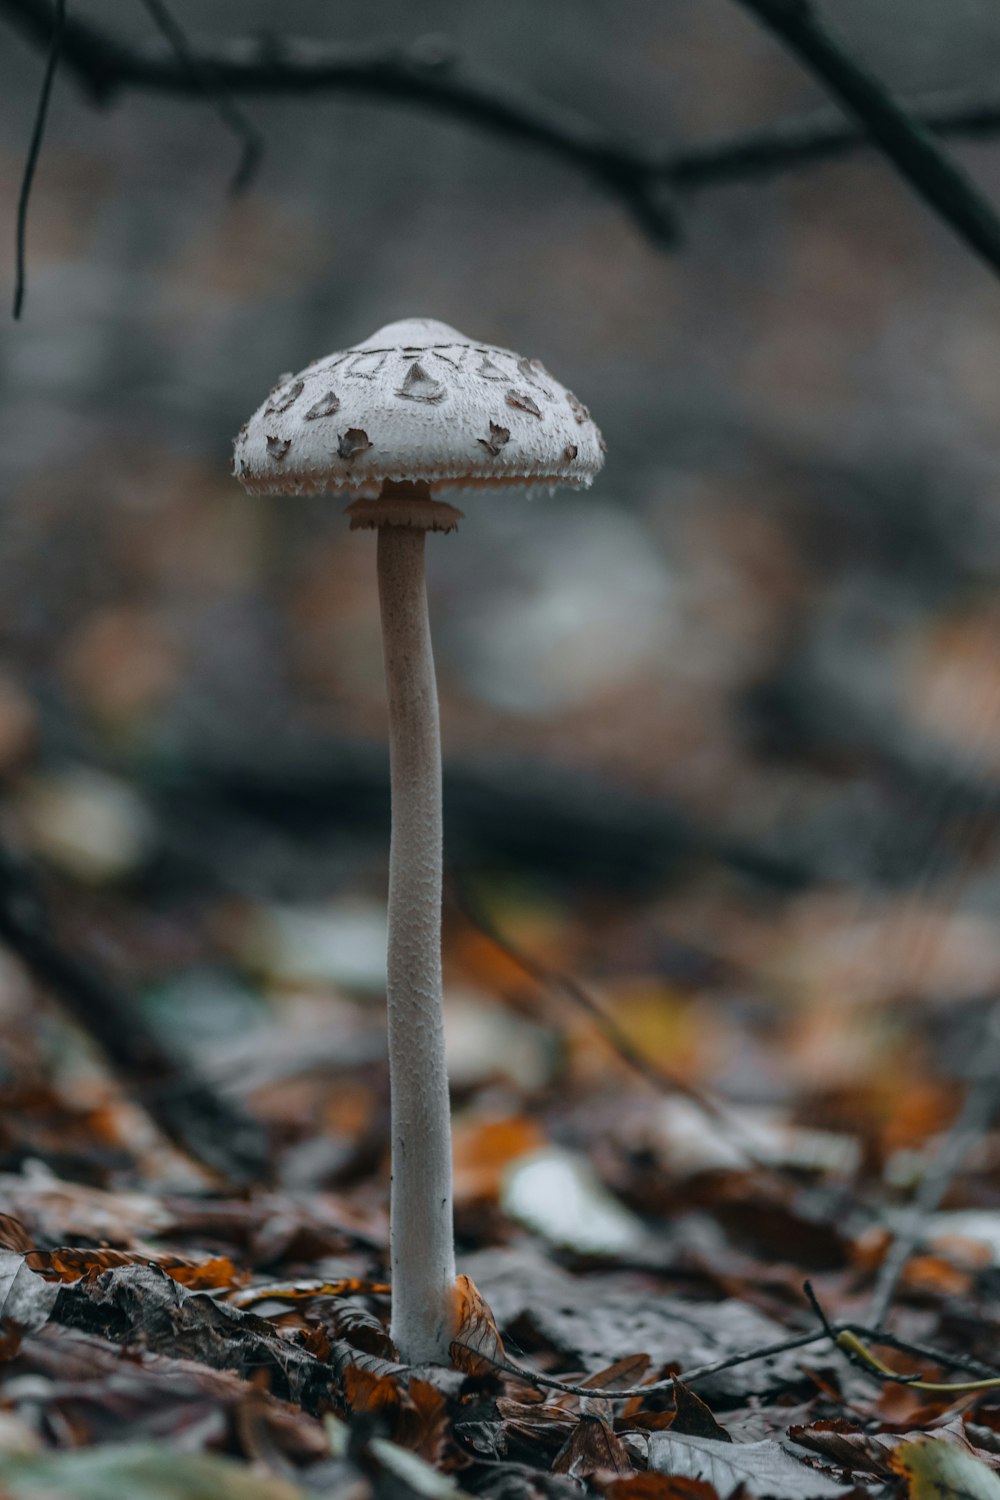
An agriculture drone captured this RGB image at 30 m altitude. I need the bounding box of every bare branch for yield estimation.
[6,0,1000,282]
[666,85,1000,189]
[12,0,64,319]
[137,0,263,193]
[734,0,1000,277]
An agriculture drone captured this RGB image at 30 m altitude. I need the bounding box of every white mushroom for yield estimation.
[234,318,604,1364]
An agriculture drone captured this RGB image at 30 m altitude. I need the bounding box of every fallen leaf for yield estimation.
[368,1435,471,1499]
[552,1415,635,1479]
[789,1420,900,1478]
[583,1355,652,1393]
[25,1247,242,1291]
[671,1384,731,1443]
[463,1248,815,1398]
[0,1252,59,1359]
[888,1436,1000,1499]
[344,1367,451,1465]
[0,1218,32,1255]
[451,1272,506,1374]
[0,1443,305,1500]
[649,1433,851,1498]
[606,1477,719,1500]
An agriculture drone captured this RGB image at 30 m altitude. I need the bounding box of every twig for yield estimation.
[11,0,64,319]
[866,998,1000,1329]
[457,1326,830,1400]
[666,84,1000,189]
[846,1329,1000,1383]
[835,1327,1000,1395]
[479,1287,1000,1404]
[807,1280,1000,1394]
[137,0,263,192]
[734,0,1000,279]
[450,878,781,1177]
[0,842,270,1184]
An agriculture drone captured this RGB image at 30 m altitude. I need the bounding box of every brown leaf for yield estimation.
[344,1366,403,1416]
[790,1420,901,1479]
[343,1366,450,1465]
[453,1115,547,1204]
[25,1247,243,1290]
[450,1272,505,1375]
[552,1415,635,1479]
[497,1399,577,1438]
[671,1384,731,1443]
[0,1216,32,1254]
[583,1355,652,1393]
[399,1380,452,1467]
[606,1476,720,1500]
[328,1302,397,1361]
[621,1411,677,1434]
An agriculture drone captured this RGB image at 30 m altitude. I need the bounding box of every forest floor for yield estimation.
[1,826,1000,1500]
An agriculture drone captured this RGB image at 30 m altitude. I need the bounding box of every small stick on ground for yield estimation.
[452,879,786,1180]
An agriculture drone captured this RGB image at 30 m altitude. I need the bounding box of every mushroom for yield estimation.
[234,318,605,1364]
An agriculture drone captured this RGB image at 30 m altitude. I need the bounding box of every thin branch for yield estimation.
[459,1326,830,1400]
[846,1328,1000,1383]
[466,1294,1000,1400]
[807,1281,1000,1395]
[665,84,1000,189]
[866,997,1000,1329]
[450,877,786,1181]
[734,0,1000,278]
[12,0,64,319]
[137,0,263,193]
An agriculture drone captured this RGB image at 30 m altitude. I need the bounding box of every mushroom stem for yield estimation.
[377,520,456,1365]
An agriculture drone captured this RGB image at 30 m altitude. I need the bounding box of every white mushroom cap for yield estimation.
[233,318,605,501]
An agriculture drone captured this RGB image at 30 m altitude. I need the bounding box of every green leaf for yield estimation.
[0,1444,306,1500]
[890,1437,1000,1500]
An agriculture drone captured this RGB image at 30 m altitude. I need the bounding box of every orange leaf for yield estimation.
[450,1273,505,1375]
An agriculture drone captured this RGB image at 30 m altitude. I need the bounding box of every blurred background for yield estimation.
[2,0,1000,1216]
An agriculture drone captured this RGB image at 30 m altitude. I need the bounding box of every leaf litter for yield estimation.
[4,820,1000,1498]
